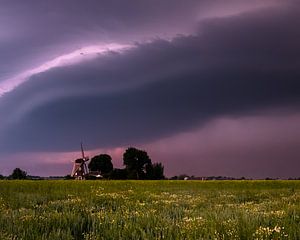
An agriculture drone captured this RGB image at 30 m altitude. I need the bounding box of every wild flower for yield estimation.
[0,180,299,239]
[253,225,288,239]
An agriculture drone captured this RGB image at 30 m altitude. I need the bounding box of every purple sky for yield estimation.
[0,0,300,178]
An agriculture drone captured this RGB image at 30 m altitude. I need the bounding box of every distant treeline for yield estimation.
[0,168,28,180]
[169,175,300,180]
[1,171,300,181]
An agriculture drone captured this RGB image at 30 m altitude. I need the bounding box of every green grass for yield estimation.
[0,180,300,239]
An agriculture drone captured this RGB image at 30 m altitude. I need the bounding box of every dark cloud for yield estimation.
[0,0,201,81]
[0,0,279,81]
[0,2,300,153]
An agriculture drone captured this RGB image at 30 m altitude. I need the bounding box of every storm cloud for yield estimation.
[0,0,280,82]
[1,2,300,152]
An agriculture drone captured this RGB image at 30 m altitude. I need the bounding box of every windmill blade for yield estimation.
[81,161,88,175]
[71,163,81,177]
[81,142,85,159]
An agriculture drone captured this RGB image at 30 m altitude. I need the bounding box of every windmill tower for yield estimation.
[71,143,89,180]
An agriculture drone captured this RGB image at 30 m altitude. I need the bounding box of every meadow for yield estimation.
[0,180,300,240]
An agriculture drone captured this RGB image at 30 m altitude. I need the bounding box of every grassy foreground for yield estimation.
[0,180,300,240]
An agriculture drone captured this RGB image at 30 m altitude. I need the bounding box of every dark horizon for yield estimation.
[0,0,300,179]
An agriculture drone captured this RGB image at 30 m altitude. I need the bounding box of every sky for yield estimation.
[0,0,300,178]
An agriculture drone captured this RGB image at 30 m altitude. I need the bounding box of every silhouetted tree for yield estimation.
[145,163,154,179]
[10,168,27,179]
[145,163,165,179]
[110,168,127,180]
[88,154,113,176]
[0,174,4,180]
[123,147,151,179]
[153,163,165,179]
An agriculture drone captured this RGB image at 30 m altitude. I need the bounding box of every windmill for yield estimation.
[71,142,89,180]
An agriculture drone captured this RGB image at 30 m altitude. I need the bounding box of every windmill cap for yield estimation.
[75,159,84,163]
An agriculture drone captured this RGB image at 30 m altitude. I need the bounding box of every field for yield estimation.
[0,180,300,240]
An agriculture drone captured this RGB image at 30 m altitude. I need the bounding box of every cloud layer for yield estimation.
[1,3,299,153]
[0,0,280,83]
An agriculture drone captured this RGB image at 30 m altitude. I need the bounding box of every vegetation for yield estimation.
[88,154,113,176]
[79,147,164,180]
[109,168,127,180]
[122,147,165,180]
[145,162,165,180]
[9,168,27,180]
[0,180,300,239]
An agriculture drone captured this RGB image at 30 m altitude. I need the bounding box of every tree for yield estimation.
[10,168,27,179]
[0,174,4,180]
[151,163,165,180]
[88,154,113,176]
[145,162,165,180]
[123,147,151,179]
[109,168,127,180]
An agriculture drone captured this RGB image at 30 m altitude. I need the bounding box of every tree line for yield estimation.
[86,147,165,180]
[0,147,165,180]
[0,168,28,180]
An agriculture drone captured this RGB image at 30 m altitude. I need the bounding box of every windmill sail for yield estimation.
[81,142,85,159]
[71,143,89,179]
